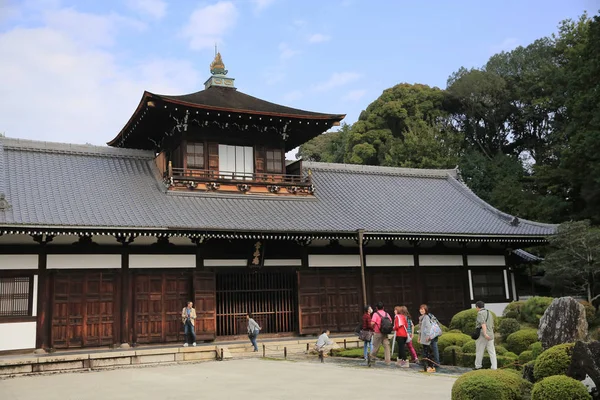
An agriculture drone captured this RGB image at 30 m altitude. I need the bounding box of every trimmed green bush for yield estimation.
[522,360,535,383]
[450,308,498,335]
[578,300,596,324]
[496,345,508,355]
[503,301,525,320]
[460,353,518,369]
[333,347,385,359]
[443,345,462,366]
[533,343,574,381]
[521,297,553,324]
[529,342,543,359]
[498,318,521,340]
[462,340,476,353]
[531,375,591,400]
[437,332,472,362]
[452,369,532,400]
[519,350,534,365]
[506,329,538,355]
[449,329,462,333]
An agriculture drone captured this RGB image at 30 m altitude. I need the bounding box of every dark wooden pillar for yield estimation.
[461,244,472,309]
[118,236,134,345]
[411,240,423,311]
[34,234,53,350]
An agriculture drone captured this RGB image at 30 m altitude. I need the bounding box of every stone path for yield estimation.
[0,358,457,400]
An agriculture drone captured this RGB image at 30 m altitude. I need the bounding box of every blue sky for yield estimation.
[0,0,595,155]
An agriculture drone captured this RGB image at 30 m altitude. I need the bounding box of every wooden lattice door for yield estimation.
[368,268,415,315]
[193,271,216,341]
[422,266,465,325]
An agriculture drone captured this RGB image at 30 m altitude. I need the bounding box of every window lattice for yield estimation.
[0,277,31,316]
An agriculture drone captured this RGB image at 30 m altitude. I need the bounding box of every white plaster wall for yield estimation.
[47,254,120,269]
[467,255,505,266]
[471,302,510,316]
[263,259,302,266]
[130,254,194,268]
[0,254,38,269]
[365,254,413,267]
[0,322,36,351]
[204,259,247,267]
[419,255,462,266]
[308,254,360,267]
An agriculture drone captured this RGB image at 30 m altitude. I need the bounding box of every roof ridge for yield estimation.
[303,161,457,178]
[1,137,155,159]
[446,175,558,230]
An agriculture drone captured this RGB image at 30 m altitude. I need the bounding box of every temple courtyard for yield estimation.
[0,358,457,399]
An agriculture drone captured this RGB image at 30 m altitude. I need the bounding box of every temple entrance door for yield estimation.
[193,271,216,341]
[51,271,117,349]
[421,266,465,325]
[133,271,191,344]
[297,269,362,335]
[367,268,415,315]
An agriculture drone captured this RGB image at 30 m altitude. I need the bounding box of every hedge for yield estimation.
[451,369,532,400]
[518,350,534,365]
[578,300,596,324]
[522,360,535,383]
[533,343,574,381]
[460,353,518,369]
[529,342,544,359]
[449,308,498,335]
[521,296,553,325]
[443,345,462,366]
[506,329,538,355]
[498,318,521,340]
[461,340,507,356]
[503,301,525,320]
[531,375,591,400]
[437,332,472,363]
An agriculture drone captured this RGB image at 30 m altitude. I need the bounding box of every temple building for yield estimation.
[0,54,555,352]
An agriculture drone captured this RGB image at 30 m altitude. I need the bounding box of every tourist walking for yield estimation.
[181,301,197,347]
[474,301,497,370]
[360,305,374,362]
[393,306,409,367]
[403,306,418,363]
[418,304,441,372]
[247,313,262,352]
[369,302,392,366]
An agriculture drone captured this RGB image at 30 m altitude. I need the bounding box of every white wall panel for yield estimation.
[0,255,38,270]
[0,322,36,351]
[365,255,413,267]
[130,254,195,269]
[263,259,302,266]
[203,259,248,267]
[32,275,38,317]
[467,255,505,266]
[308,255,360,267]
[47,254,121,269]
[419,255,463,266]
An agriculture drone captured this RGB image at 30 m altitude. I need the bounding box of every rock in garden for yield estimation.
[538,296,588,350]
[567,341,600,398]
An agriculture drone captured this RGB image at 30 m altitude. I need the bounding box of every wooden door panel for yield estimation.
[297,270,322,335]
[194,271,216,340]
[422,267,465,325]
[368,268,415,315]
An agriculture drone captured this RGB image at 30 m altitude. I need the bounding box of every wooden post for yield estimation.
[34,234,53,350]
[358,230,367,306]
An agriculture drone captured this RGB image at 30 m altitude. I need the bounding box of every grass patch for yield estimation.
[334,347,385,359]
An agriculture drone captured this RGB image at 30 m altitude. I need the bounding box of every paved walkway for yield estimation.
[0,358,457,400]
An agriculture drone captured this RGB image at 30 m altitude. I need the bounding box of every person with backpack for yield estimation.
[393,306,409,367]
[400,306,418,363]
[418,304,442,372]
[369,302,392,366]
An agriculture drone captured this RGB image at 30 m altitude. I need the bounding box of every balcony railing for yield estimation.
[167,167,311,187]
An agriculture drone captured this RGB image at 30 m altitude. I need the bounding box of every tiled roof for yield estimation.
[0,137,556,237]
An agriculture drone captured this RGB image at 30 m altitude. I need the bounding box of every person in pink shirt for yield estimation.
[369,302,392,366]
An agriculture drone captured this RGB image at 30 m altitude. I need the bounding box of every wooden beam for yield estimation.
[358,230,367,307]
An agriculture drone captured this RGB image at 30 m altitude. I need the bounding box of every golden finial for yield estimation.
[210,49,227,75]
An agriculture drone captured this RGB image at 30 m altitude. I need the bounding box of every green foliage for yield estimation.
[521,297,553,324]
[531,375,591,400]
[462,340,476,353]
[460,353,518,369]
[451,369,532,400]
[443,345,463,366]
[437,332,472,362]
[533,343,574,381]
[578,301,597,323]
[496,345,509,355]
[529,342,544,359]
[506,329,539,355]
[449,308,498,335]
[499,318,521,340]
[333,347,384,359]
[519,350,534,365]
[503,301,526,320]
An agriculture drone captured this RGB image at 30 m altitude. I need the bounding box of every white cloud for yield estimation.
[308,33,330,43]
[490,37,519,54]
[283,90,303,103]
[342,89,367,102]
[252,0,276,12]
[312,72,361,92]
[126,0,167,19]
[0,8,199,146]
[279,42,299,60]
[182,2,238,50]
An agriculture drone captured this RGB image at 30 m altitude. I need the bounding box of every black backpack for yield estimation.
[377,311,393,335]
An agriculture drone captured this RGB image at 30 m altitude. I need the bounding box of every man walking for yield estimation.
[181,301,197,347]
[474,300,496,370]
[369,302,392,366]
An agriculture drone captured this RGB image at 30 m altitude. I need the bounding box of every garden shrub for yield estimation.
[461,340,476,353]
[443,345,462,366]
[522,360,535,382]
[449,329,462,333]
[495,345,508,355]
[452,369,532,400]
[460,353,518,369]
[503,301,525,320]
[531,375,591,400]
[578,300,596,324]
[506,329,538,355]
[437,332,471,361]
[519,350,534,365]
[449,308,498,335]
[498,318,521,340]
[521,296,553,325]
[533,343,574,381]
[529,342,543,359]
